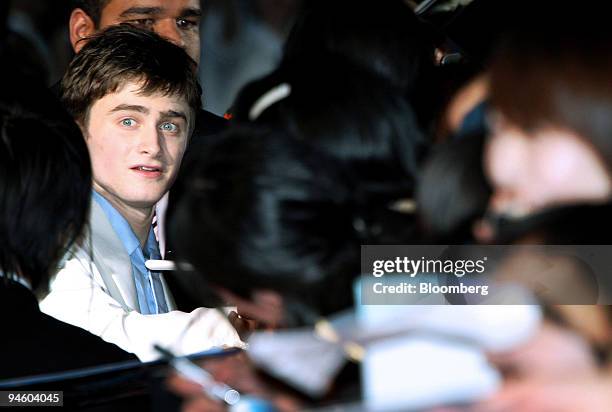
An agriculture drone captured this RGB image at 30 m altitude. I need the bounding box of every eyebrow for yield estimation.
[110,106,187,121]
[180,8,202,18]
[160,110,188,122]
[119,7,163,17]
[110,104,149,114]
[119,6,202,18]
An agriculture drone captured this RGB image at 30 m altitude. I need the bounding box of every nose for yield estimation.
[138,126,163,157]
[155,19,185,48]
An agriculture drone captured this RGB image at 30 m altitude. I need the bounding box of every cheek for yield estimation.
[183,35,200,63]
[162,138,188,180]
[531,137,612,203]
[532,144,577,187]
[85,129,126,170]
[166,137,187,161]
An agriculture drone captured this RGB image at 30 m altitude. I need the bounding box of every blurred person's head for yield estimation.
[173,130,360,325]
[0,71,91,297]
[230,64,427,240]
[485,8,612,219]
[61,25,200,216]
[282,65,426,211]
[215,60,427,215]
[171,130,419,327]
[171,76,424,326]
[69,0,202,63]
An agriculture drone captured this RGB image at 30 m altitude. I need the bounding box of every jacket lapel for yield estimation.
[89,200,138,310]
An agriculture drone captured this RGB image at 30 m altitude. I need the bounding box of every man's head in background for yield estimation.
[485,9,612,220]
[61,25,201,218]
[69,0,202,63]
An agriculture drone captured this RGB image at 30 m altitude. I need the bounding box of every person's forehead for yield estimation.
[95,82,190,113]
[101,0,201,18]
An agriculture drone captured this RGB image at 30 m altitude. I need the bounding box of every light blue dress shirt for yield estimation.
[92,191,169,315]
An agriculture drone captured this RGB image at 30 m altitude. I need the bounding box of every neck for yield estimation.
[94,185,154,248]
[123,208,154,249]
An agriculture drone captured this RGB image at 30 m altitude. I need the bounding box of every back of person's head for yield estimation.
[489,1,612,168]
[172,129,357,322]
[171,122,420,324]
[171,76,425,318]
[61,25,201,127]
[0,70,91,296]
[285,65,426,207]
[229,65,427,237]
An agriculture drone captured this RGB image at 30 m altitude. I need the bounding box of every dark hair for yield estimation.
[61,25,201,127]
[228,65,426,240]
[417,132,491,242]
[0,72,91,296]
[71,0,111,27]
[171,73,425,321]
[284,66,426,217]
[172,129,358,319]
[489,3,612,170]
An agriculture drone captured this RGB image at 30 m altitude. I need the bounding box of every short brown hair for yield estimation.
[61,25,201,127]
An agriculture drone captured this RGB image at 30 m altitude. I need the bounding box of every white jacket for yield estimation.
[40,199,243,362]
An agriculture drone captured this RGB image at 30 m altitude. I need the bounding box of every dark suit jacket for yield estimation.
[0,280,136,381]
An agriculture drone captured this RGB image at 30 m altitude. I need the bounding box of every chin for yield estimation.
[124,194,165,209]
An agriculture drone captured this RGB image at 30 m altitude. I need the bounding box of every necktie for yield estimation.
[150,270,169,314]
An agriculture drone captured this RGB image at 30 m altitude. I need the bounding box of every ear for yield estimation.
[69,8,96,53]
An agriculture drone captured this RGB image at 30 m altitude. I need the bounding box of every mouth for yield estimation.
[131,165,163,178]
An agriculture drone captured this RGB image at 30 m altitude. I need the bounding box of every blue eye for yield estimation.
[121,118,136,127]
[160,122,179,133]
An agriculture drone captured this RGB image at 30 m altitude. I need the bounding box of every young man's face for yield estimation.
[76,0,201,64]
[84,82,191,211]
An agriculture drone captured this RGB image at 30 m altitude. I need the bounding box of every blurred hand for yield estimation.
[488,321,597,380]
[228,310,257,341]
[472,374,612,412]
[167,373,225,412]
[168,352,303,412]
[216,288,285,330]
